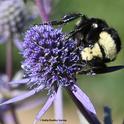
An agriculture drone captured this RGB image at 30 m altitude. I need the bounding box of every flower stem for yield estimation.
[6,38,19,124]
[10,104,19,124]
[0,115,5,124]
[35,0,49,22]
[6,39,13,81]
[104,106,112,124]
[54,87,63,124]
[66,87,101,124]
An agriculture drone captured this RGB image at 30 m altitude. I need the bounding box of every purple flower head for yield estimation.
[0,0,27,43]
[0,24,98,124]
[22,24,82,90]
[0,0,39,51]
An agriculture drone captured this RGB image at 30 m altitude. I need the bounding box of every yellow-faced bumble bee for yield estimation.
[47,13,123,74]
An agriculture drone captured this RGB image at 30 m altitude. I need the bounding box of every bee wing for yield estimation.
[95,65,124,74]
[78,65,124,75]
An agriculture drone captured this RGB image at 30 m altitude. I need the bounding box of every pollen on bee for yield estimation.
[81,43,102,61]
[81,47,93,60]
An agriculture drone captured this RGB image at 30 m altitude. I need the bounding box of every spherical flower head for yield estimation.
[22,24,82,90]
[0,0,27,43]
[0,24,97,124]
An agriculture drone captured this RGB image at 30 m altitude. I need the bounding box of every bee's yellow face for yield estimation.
[81,43,103,61]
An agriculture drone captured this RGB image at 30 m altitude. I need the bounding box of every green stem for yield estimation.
[6,39,13,81]
[6,38,19,124]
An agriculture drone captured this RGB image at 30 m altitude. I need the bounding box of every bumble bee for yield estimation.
[47,13,123,74]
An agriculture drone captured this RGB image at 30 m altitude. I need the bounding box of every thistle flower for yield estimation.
[0,0,39,51]
[0,0,26,42]
[0,24,98,124]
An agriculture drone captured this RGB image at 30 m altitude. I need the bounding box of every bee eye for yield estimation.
[92,23,98,28]
[89,44,93,48]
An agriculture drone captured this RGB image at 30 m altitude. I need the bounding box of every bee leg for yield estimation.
[64,26,85,40]
[62,13,82,23]
[43,13,83,26]
[86,70,96,75]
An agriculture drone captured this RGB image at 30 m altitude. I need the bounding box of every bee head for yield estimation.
[90,18,108,29]
[85,18,109,45]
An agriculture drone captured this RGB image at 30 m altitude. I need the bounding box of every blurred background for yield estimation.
[0,0,124,124]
